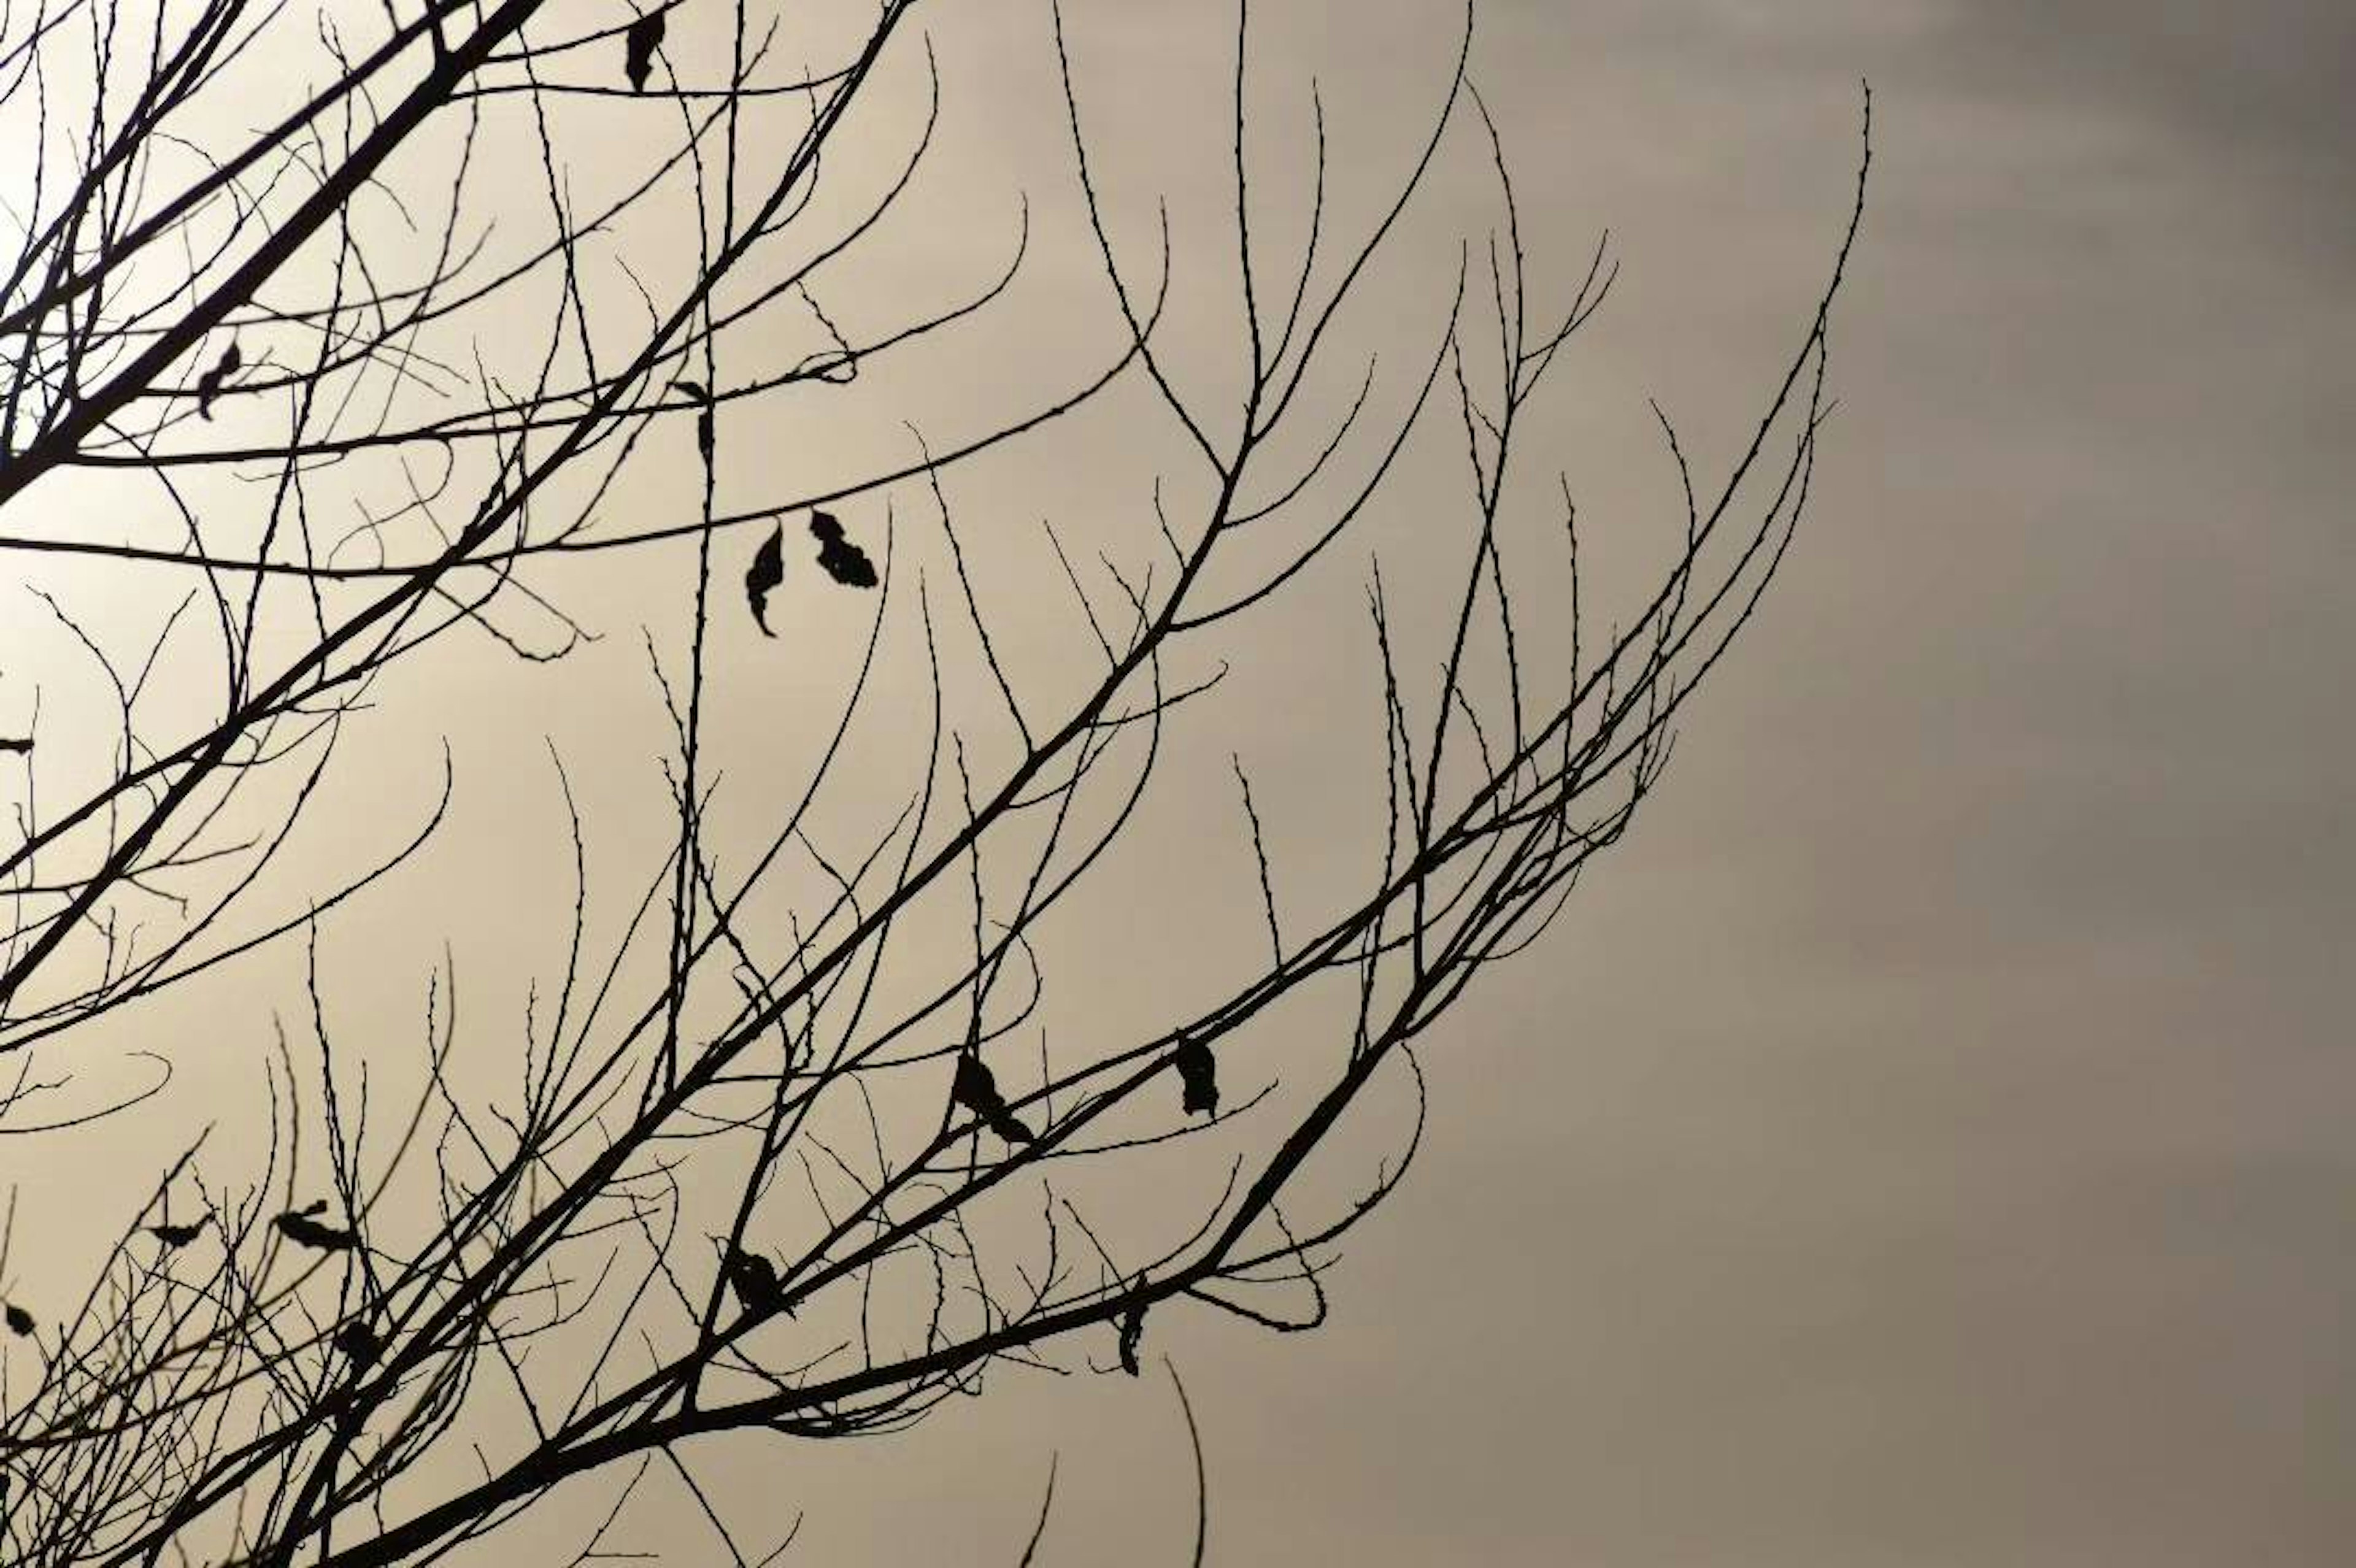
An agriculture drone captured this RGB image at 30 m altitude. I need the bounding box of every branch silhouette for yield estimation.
[0,1,1868,1562]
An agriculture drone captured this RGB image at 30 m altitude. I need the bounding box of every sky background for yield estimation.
[885,2,2354,1562]
[8,2,2354,1564]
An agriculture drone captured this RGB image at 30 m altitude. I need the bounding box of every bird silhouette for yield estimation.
[951,1053,1036,1144]
[274,1201,356,1253]
[720,1243,791,1317]
[623,9,664,91]
[194,339,240,420]
[3,1304,31,1337]
[148,1215,210,1249]
[1171,1035,1218,1117]
[745,524,785,636]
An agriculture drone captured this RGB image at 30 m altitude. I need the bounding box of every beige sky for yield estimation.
[863,4,2356,1562]
[6,2,2352,1564]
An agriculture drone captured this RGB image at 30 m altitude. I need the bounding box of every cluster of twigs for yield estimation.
[0,0,1865,1561]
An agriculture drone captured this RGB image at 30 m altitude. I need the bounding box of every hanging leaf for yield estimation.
[275,1207,356,1252]
[623,10,665,92]
[745,525,784,636]
[1117,1298,1146,1376]
[149,1215,210,1249]
[810,513,877,588]
[1172,1034,1218,1117]
[952,1053,1037,1144]
[194,339,239,420]
[334,1320,381,1368]
[721,1243,791,1316]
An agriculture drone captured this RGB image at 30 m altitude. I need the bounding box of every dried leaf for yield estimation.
[746,525,784,636]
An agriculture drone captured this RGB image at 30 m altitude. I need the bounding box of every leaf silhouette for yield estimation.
[1172,1035,1218,1117]
[952,1053,1037,1144]
[0,737,29,755]
[809,513,876,588]
[148,1215,210,1248]
[985,1105,1037,1144]
[817,539,877,589]
[671,379,709,401]
[334,1320,381,1369]
[745,524,784,636]
[194,339,239,420]
[1117,1299,1146,1376]
[952,1053,1001,1115]
[721,1243,790,1316]
[623,10,664,92]
[4,1304,32,1337]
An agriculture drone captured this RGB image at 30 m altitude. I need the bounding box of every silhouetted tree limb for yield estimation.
[0,1,1868,1562]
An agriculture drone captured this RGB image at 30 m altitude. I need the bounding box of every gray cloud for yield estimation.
[1929,2,2356,264]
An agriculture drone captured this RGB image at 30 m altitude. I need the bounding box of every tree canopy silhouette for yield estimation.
[0,0,1865,1561]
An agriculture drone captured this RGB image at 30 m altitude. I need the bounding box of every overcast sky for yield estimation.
[886,3,2355,1562]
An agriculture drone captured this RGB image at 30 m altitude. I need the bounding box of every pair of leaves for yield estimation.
[744,512,877,636]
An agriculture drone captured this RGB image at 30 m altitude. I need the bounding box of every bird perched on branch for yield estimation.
[952,1053,1036,1145]
[623,9,664,92]
[1171,1034,1218,1117]
[745,524,785,636]
[194,339,240,420]
[274,1200,356,1253]
[809,510,877,588]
